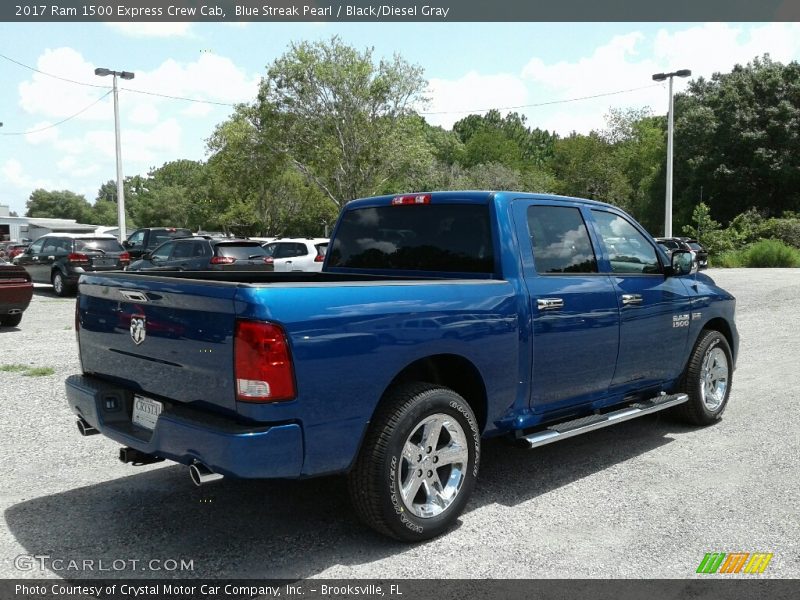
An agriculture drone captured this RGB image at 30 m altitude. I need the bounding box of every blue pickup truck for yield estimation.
[66,191,738,541]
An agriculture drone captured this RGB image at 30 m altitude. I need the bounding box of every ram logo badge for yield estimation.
[130,315,146,345]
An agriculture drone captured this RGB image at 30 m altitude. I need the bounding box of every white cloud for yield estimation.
[520,23,800,134]
[18,47,112,121]
[105,22,193,38]
[129,103,160,125]
[1,159,52,191]
[183,102,215,118]
[425,71,529,129]
[24,123,60,145]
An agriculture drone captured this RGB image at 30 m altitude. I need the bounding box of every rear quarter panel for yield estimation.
[234,280,520,475]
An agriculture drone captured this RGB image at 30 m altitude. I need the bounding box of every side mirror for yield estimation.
[122,240,131,248]
[668,250,694,276]
[142,252,152,261]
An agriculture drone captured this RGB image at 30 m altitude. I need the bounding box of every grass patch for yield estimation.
[0,364,55,377]
[712,251,744,268]
[23,367,56,377]
[742,239,800,268]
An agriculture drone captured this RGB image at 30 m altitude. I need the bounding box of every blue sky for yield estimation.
[2,21,800,217]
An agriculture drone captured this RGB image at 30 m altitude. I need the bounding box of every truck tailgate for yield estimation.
[78,274,241,414]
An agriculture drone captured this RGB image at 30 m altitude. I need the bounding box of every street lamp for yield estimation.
[652,68,691,238]
[95,67,134,242]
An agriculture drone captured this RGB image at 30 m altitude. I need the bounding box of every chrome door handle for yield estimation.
[537,298,564,311]
[622,294,643,305]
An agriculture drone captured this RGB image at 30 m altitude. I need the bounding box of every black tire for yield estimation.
[675,329,733,425]
[52,271,72,297]
[348,383,480,542]
[1,313,23,327]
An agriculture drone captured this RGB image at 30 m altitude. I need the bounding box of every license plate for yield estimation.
[132,395,163,430]
[93,258,116,267]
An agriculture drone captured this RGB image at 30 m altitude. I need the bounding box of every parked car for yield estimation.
[123,227,194,260]
[262,238,329,272]
[655,237,708,270]
[682,238,709,270]
[14,233,129,296]
[0,257,33,327]
[127,237,273,272]
[5,243,30,260]
[67,191,737,542]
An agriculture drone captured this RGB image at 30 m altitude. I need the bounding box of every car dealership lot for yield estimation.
[1,270,798,579]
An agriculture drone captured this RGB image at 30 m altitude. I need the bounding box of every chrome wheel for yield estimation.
[397,413,469,519]
[700,346,728,411]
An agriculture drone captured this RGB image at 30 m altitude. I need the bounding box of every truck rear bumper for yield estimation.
[65,374,304,479]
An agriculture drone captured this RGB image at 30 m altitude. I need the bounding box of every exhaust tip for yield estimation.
[189,462,224,487]
[77,418,98,436]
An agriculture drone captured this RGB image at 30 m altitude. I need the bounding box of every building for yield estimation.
[0,214,98,242]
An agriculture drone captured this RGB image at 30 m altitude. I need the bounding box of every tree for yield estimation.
[25,189,92,222]
[256,36,428,207]
[673,55,800,224]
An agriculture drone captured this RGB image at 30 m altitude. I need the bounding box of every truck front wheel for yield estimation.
[676,329,733,425]
[348,383,480,542]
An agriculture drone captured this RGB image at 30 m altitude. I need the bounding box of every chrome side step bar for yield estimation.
[521,393,688,449]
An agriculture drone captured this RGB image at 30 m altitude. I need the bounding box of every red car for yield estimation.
[0,258,33,327]
[6,244,30,260]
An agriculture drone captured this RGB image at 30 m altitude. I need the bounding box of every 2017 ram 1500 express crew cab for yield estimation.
[66,192,738,541]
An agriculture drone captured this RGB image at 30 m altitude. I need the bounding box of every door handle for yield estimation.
[537,298,564,311]
[622,294,643,305]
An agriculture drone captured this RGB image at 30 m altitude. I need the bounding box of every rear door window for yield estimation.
[527,206,597,274]
[328,204,494,273]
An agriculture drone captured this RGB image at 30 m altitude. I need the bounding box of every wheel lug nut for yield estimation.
[433,456,439,463]
[426,446,432,453]
[417,469,423,477]
[427,470,433,477]
[417,454,422,462]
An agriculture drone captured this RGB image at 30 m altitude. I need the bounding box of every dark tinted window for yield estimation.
[216,243,267,259]
[591,210,660,274]
[151,242,174,261]
[527,206,597,274]
[315,243,328,257]
[148,229,193,249]
[328,204,494,273]
[687,242,703,251]
[171,241,195,259]
[74,238,124,252]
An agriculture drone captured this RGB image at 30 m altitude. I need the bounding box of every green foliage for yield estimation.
[26,189,92,222]
[0,364,55,376]
[759,217,800,248]
[712,251,744,268]
[741,239,800,267]
[257,36,428,207]
[673,55,800,225]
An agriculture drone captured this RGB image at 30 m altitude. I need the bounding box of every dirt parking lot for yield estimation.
[1,269,798,579]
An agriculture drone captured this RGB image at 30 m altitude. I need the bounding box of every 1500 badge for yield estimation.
[673,314,690,327]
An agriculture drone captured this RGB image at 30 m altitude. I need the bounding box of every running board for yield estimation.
[521,393,688,449]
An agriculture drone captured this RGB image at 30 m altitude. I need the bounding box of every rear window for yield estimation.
[328,204,494,273]
[315,243,328,257]
[215,243,267,260]
[74,238,124,252]
[687,242,703,251]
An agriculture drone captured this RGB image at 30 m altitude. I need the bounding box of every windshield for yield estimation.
[328,204,494,274]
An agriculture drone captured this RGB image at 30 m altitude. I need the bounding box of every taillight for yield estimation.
[391,193,431,205]
[210,256,236,264]
[119,251,130,264]
[234,320,296,402]
[314,253,324,262]
[263,256,274,265]
[68,253,89,264]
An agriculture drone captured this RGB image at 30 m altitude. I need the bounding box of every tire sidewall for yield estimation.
[381,389,480,540]
[52,271,65,296]
[689,331,733,421]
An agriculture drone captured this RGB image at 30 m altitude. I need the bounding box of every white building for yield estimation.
[0,214,97,242]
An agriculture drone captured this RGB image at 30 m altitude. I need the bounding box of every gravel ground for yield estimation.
[1,270,798,579]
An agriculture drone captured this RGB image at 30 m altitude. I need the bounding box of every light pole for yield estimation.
[95,67,134,242]
[652,68,691,238]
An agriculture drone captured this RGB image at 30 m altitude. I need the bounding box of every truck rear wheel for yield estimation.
[348,383,480,542]
[675,329,733,425]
